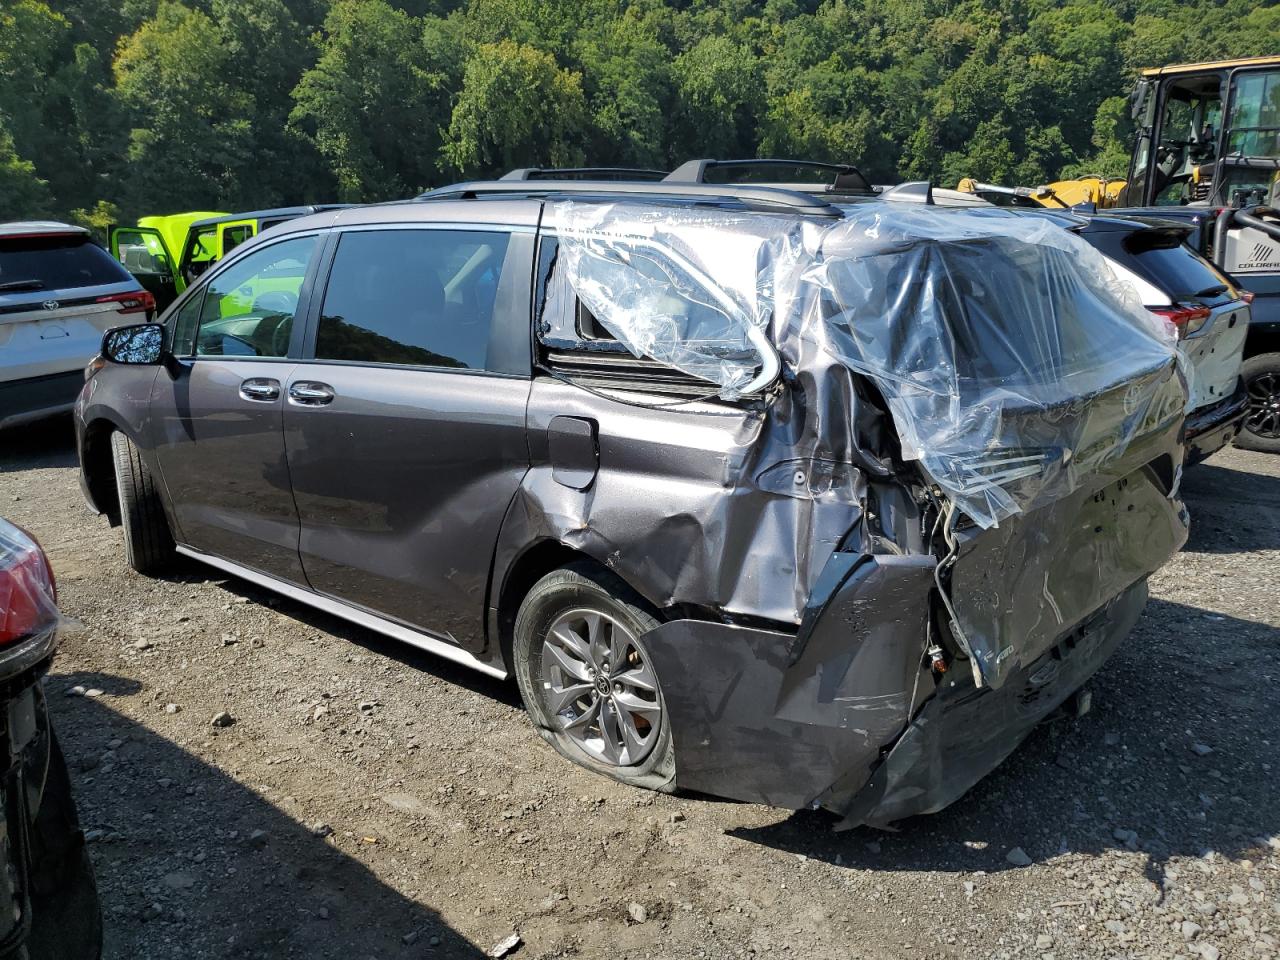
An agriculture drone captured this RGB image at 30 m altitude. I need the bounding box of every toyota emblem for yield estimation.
[41,300,59,311]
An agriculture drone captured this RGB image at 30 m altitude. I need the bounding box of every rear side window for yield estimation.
[0,235,130,291]
[315,229,511,370]
[1123,233,1234,301]
[1091,229,1236,303]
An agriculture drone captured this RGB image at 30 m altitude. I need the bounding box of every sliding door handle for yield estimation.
[239,377,280,402]
[288,381,335,406]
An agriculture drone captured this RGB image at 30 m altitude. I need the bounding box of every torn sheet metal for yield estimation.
[640,568,1150,827]
[504,381,871,624]
[553,200,1187,529]
[833,581,1149,828]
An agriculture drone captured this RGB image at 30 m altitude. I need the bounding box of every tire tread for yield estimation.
[110,431,175,575]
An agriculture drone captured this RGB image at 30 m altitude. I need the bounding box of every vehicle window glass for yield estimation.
[169,290,205,356]
[0,235,131,291]
[114,229,172,276]
[1227,70,1280,157]
[194,236,315,358]
[315,229,511,370]
[183,227,218,283]
[222,225,253,254]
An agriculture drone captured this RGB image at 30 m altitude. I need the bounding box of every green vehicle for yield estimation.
[109,205,349,310]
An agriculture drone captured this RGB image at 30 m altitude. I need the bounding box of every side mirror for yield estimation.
[102,323,165,365]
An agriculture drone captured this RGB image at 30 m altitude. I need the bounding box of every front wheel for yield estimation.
[1238,352,1280,454]
[513,564,675,791]
[110,431,175,575]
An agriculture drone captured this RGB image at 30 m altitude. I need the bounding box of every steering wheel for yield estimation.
[271,317,292,356]
[218,332,260,356]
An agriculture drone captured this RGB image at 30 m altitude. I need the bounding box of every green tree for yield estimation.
[114,1,255,210]
[575,12,673,168]
[212,0,326,204]
[669,35,763,163]
[0,0,119,212]
[442,39,587,177]
[0,120,53,221]
[291,1,462,200]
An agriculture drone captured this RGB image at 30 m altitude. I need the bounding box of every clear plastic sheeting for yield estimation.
[552,202,807,397]
[552,200,1186,527]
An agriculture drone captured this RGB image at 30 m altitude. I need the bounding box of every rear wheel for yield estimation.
[513,564,675,791]
[1238,353,1280,454]
[110,431,175,575]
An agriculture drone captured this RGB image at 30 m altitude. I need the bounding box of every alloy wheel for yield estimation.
[539,609,662,767]
[1246,371,1280,439]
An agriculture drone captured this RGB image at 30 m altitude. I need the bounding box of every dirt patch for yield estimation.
[3,415,1278,959]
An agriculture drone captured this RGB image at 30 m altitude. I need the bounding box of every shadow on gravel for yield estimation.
[730,600,1279,881]
[51,670,486,960]
[1181,459,1280,554]
[0,414,77,471]
[162,563,522,708]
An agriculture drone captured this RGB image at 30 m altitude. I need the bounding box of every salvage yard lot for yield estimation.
[3,418,1278,960]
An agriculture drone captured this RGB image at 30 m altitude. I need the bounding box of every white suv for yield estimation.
[1,222,154,431]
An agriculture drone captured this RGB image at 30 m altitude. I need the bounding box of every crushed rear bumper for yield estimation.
[1184,381,1248,465]
[640,456,1186,828]
[643,577,1151,828]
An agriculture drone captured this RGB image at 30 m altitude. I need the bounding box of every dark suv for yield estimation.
[75,181,1190,827]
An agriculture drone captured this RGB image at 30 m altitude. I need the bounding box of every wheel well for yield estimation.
[1244,328,1280,360]
[494,542,632,665]
[82,420,121,525]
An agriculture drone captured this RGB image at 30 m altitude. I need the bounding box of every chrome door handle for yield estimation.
[239,377,280,402]
[288,381,335,406]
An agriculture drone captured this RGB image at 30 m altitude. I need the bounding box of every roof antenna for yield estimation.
[879,181,935,205]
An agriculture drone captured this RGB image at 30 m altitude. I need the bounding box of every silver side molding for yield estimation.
[173,545,509,680]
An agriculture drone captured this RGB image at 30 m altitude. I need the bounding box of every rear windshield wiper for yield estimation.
[1179,284,1228,300]
[0,279,45,292]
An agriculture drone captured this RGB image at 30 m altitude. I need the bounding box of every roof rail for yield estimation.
[664,158,874,195]
[500,167,668,182]
[189,204,354,229]
[417,180,842,217]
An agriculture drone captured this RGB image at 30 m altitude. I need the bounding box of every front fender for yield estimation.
[75,365,163,519]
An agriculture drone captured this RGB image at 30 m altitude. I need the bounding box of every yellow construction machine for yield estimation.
[961,56,1280,452]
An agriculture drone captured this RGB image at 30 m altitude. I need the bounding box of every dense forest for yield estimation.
[1,0,1276,228]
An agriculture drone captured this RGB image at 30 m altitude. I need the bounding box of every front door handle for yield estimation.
[288,381,335,406]
[239,377,280,402]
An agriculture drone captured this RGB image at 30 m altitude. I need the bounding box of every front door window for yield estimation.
[193,236,316,358]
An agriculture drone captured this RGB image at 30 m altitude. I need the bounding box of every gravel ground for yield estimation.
[2,416,1278,960]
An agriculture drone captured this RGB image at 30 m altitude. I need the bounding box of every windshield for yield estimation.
[1226,70,1280,157]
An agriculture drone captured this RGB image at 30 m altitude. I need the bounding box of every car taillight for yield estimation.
[0,525,57,646]
[1149,304,1212,339]
[96,290,156,315]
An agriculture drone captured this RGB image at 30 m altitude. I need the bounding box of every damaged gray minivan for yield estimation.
[74,180,1190,827]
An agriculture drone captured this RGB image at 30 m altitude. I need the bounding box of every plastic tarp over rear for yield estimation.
[553,200,1186,528]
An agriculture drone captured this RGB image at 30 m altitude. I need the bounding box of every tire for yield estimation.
[1237,352,1280,454]
[513,563,675,792]
[24,731,103,960]
[110,431,175,575]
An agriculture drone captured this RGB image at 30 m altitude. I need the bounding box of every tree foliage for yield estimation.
[0,0,1274,222]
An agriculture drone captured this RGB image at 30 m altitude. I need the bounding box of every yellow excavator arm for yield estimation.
[956,176,1126,209]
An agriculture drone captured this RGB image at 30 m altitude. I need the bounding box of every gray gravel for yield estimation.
[2,416,1278,960]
